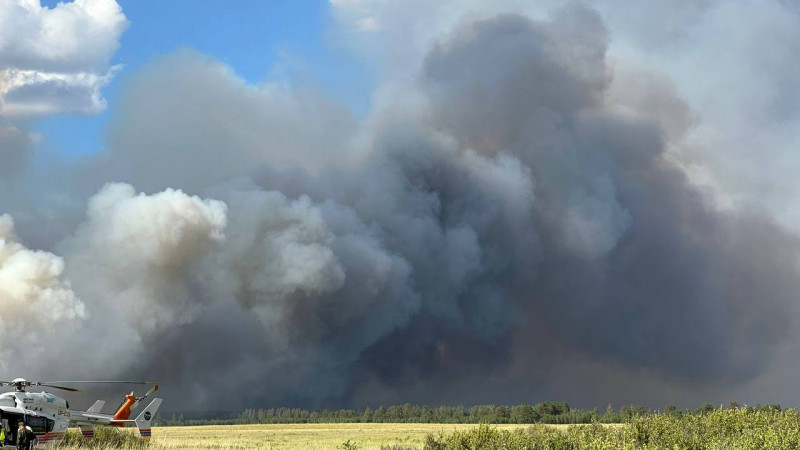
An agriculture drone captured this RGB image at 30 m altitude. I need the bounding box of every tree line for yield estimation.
[154,401,784,426]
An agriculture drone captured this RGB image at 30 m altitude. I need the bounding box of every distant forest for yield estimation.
[154,402,784,426]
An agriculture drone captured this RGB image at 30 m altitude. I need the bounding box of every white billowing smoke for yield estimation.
[62,183,226,334]
[36,181,420,403]
[0,214,85,372]
[41,183,227,374]
[204,190,347,335]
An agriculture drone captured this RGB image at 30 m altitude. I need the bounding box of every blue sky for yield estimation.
[33,0,369,159]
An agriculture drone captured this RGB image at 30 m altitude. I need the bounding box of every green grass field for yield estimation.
[144,423,527,449]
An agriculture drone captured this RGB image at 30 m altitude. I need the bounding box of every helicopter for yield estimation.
[0,378,161,447]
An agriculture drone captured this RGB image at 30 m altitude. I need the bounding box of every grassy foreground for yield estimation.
[58,423,527,449]
[55,408,800,449]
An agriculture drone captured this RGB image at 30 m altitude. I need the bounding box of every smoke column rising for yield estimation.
[2,2,800,411]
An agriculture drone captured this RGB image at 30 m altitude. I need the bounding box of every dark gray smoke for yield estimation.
[3,3,800,411]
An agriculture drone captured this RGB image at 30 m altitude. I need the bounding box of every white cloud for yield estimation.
[0,0,128,118]
[0,66,120,116]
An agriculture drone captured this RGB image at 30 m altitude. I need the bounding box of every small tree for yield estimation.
[696,403,715,414]
[512,403,535,423]
[374,406,387,422]
[361,407,373,423]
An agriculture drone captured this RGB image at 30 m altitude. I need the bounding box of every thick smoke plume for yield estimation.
[3,2,800,411]
[0,215,85,372]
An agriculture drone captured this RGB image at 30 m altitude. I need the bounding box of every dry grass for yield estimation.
[151,423,529,449]
[58,423,530,450]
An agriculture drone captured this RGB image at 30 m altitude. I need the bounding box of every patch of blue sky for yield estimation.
[34,0,372,159]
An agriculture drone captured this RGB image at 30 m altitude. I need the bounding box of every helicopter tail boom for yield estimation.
[134,398,161,438]
[106,398,162,437]
[113,392,137,420]
[87,400,106,414]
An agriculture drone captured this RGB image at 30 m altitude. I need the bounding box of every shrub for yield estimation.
[421,409,800,450]
[338,439,361,450]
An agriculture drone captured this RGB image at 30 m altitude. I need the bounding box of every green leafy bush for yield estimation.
[422,409,800,449]
[338,439,361,450]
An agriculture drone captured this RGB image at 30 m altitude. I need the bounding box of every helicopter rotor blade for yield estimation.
[135,384,159,402]
[144,384,159,397]
[40,381,158,385]
[37,384,81,392]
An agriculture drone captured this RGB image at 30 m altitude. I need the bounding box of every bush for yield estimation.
[421,409,800,449]
[338,439,361,450]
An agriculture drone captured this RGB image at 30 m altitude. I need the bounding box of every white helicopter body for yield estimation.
[0,378,161,448]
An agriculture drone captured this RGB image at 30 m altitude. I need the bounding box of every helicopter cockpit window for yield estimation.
[25,416,48,434]
[46,418,54,432]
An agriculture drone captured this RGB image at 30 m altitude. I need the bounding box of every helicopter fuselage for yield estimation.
[0,378,161,446]
[0,391,69,447]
